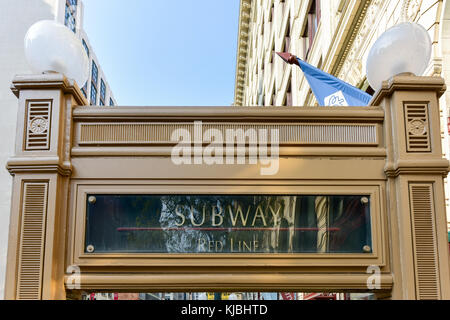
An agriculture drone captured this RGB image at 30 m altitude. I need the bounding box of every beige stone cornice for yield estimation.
[370,75,447,106]
[329,0,372,76]
[73,106,385,121]
[11,73,88,106]
[6,157,72,176]
[384,159,450,178]
[234,0,253,106]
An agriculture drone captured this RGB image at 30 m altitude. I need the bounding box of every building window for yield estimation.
[269,41,275,79]
[280,0,286,17]
[91,61,98,86]
[100,79,106,104]
[270,41,275,65]
[82,39,90,57]
[81,82,88,98]
[285,14,291,52]
[283,79,292,106]
[64,0,78,33]
[99,99,105,106]
[90,84,97,105]
[261,18,264,36]
[110,98,115,106]
[271,85,276,106]
[302,0,321,60]
[269,2,274,23]
[448,117,450,135]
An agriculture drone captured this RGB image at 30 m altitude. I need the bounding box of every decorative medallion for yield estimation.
[408,119,426,136]
[29,117,48,134]
[337,0,381,81]
[401,0,421,22]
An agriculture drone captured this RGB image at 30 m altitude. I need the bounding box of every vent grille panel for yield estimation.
[25,101,52,151]
[409,183,440,300]
[404,103,431,152]
[17,182,48,300]
[79,123,378,145]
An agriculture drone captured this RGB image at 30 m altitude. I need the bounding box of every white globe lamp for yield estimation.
[366,22,432,92]
[24,20,89,87]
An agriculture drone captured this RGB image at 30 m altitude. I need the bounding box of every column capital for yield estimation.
[10,73,88,106]
[370,75,446,106]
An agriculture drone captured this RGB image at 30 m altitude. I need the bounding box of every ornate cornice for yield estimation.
[335,0,441,84]
[234,0,253,106]
[370,75,447,106]
[332,0,373,77]
[6,157,72,176]
[384,159,450,178]
[73,106,385,121]
[11,73,88,106]
[401,0,421,21]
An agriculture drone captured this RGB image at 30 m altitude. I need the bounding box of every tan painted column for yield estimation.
[4,74,86,300]
[372,75,450,299]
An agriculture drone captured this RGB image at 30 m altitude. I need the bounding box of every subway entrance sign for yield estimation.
[85,194,372,254]
[4,74,450,299]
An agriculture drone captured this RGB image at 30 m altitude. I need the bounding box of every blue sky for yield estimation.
[83,0,240,106]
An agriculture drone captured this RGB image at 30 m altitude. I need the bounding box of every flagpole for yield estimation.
[276,52,300,66]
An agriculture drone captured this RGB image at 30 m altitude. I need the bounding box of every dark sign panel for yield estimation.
[85,195,372,254]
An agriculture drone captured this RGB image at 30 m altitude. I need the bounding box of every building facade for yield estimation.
[0,0,116,298]
[60,0,116,106]
[233,0,450,226]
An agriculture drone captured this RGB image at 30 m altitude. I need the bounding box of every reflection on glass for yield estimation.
[85,195,372,254]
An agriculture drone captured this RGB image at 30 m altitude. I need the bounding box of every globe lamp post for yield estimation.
[366,22,432,92]
[24,20,89,87]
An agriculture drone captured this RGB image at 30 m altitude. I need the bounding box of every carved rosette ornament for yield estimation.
[401,0,421,22]
[407,119,426,136]
[29,117,48,134]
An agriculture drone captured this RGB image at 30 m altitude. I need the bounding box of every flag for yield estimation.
[277,52,372,106]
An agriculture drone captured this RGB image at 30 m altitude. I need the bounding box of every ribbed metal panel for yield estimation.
[16,182,48,300]
[79,123,377,145]
[410,183,440,299]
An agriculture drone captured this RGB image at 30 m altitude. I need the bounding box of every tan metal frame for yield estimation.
[4,73,450,299]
